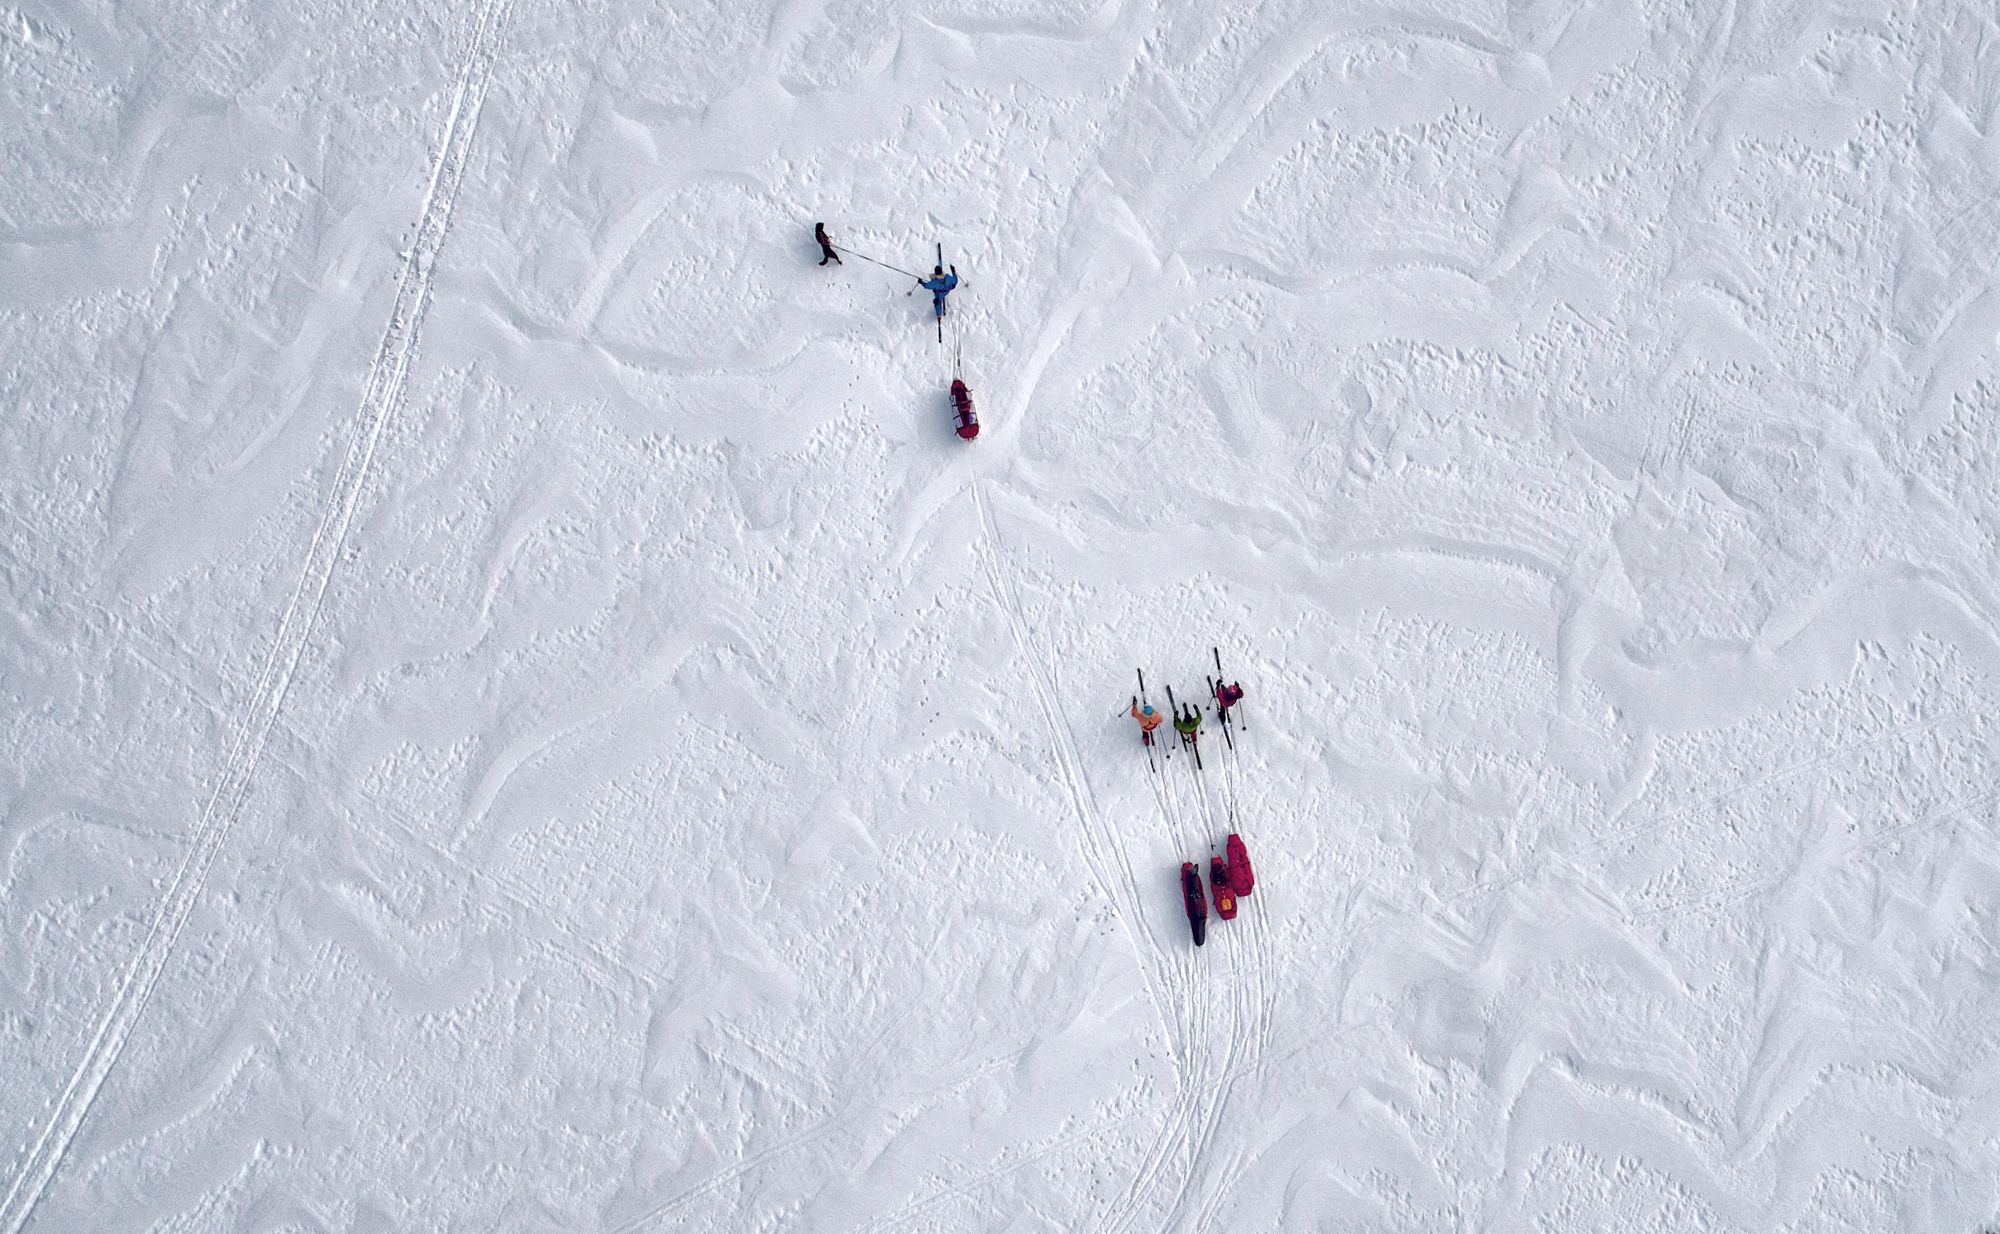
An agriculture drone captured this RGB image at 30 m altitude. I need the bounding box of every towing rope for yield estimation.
[832,245,923,281]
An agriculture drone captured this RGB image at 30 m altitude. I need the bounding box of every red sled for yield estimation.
[1226,833,1254,897]
[950,379,979,440]
[1210,856,1238,920]
[1180,862,1207,946]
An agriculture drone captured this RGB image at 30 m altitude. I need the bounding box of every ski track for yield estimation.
[1139,765,1198,1065]
[1100,1050,1201,1233]
[1105,743,1226,1234]
[968,478,1216,1229]
[1190,1145,1250,1234]
[0,5,511,1230]
[1094,678,1277,1234]
[1097,723,1191,1056]
[607,1116,844,1234]
[1159,702,1279,1233]
[1219,720,1280,1073]
[970,481,1151,972]
[1158,749,1247,1234]
[1098,768,1202,1234]
[66,624,671,1013]
[857,1116,1134,1234]
[1108,693,1277,1234]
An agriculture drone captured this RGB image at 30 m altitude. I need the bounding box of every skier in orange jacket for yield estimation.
[1131,697,1164,746]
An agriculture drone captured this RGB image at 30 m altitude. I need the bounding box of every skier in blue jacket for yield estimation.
[918,265,960,319]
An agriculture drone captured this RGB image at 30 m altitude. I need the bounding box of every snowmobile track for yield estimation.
[0,5,512,1230]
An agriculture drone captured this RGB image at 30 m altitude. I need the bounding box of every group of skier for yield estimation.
[812,221,960,318]
[809,222,1256,949]
[1130,673,1244,767]
[1135,653,1256,946]
[810,221,972,434]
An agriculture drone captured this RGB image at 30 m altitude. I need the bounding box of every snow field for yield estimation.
[6,0,2000,1230]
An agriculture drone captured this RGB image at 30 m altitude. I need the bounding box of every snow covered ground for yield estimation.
[7,0,2000,1229]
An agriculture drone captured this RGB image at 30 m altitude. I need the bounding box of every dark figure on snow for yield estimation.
[919,265,959,319]
[814,222,841,266]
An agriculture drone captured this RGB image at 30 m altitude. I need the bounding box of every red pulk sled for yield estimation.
[1210,855,1238,920]
[1226,833,1254,898]
[1181,861,1208,946]
[950,379,979,440]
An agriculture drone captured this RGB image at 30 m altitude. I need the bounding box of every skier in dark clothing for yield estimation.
[814,222,842,266]
[918,265,959,319]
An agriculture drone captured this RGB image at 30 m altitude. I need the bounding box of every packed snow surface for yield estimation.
[6,0,2000,1229]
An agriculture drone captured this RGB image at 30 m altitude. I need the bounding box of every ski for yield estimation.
[1213,645,1245,735]
[1166,684,1204,771]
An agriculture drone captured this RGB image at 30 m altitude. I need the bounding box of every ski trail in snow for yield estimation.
[855,1115,1137,1234]
[971,494,1199,1234]
[1214,736,1271,1071]
[1141,762,1198,1061]
[967,473,1231,1234]
[1106,749,1230,1234]
[1157,752,1207,1073]
[1216,720,1279,1071]
[1086,726,1193,1049]
[966,478,1184,1068]
[1189,1145,1250,1234]
[1097,760,1213,1234]
[608,1117,848,1233]
[0,5,513,1229]
[1160,707,1280,1230]
[1156,751,1247,1234]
